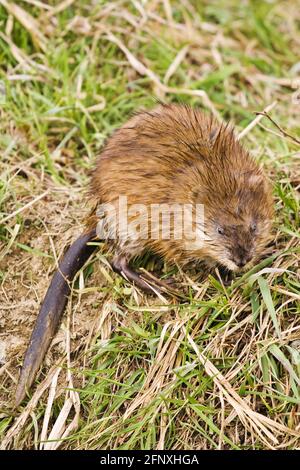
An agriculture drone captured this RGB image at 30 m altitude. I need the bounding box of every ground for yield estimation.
[0,0,299,450]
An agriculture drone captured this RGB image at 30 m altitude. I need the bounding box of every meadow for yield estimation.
[0,0,299,449]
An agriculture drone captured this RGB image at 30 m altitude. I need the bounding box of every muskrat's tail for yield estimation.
[15,228,98,407]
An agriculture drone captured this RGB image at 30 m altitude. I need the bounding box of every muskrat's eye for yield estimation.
[250,222,257,233]
[217,227,224,235]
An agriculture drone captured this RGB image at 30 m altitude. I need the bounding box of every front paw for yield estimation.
[218,266,234,286]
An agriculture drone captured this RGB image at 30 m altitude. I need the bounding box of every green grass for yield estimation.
[0,0,299,450]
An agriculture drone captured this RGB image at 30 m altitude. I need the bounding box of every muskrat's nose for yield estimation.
[237,259,247,268]
[235,254,252,268]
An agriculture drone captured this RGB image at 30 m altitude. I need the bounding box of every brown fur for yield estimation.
[88,103,273,272]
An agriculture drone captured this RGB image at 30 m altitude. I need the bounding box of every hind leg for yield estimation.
[111,254,182,296]
[111,255,161,294]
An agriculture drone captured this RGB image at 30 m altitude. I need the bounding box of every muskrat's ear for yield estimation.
[248,173,265,187]
[209,127,218,142]
[232,170,265,188]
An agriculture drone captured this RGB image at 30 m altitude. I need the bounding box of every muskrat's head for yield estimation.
[201,171,274,272]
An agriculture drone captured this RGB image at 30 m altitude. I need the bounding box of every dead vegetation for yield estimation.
[0,0,299,450]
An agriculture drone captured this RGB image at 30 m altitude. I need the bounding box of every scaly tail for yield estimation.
[15,228,98,407]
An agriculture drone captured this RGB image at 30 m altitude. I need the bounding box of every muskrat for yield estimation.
[15,103,273,406]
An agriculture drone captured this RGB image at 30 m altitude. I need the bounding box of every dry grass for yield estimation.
[0,0,299,450]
